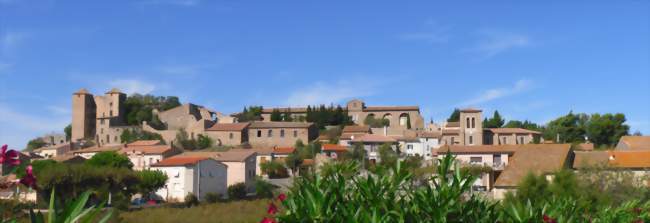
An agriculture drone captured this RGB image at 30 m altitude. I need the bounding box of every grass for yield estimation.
[116,199,271,223]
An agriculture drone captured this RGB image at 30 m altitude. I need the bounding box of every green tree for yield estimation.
[227,183,248,200]
[363,115,389,128]
[270,109,282,121]
[543,112,588,143]
[447,108,460,122]
[136,169,168,199]
[86,151,134,169]
[196,134,213,149]
[64,124,72,141]
[406,114,412,129]
[504,120,541,131]
[25,138,47,151]
[236,106,263,122]
[120,129,164,144]
[512,172,551,204]
[483,110,505,128]
[586,113,629,147]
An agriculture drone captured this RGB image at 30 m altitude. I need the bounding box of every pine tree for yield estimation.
[271,109,282,121]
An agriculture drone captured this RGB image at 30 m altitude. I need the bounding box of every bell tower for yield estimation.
[459,108,483,146]
[71,88,96,142]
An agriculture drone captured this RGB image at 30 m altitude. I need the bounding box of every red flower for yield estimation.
[277,193,286,202]
[267,202,278,215]
[0,145,21,166]
[260,217,276,223]
[19,165,36,189]
[543,215,557,223]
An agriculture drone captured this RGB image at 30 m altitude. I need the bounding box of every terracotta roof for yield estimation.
[301,159,315,166]
[207,122,251,131]
[350,134,397,143]
[73,145,122,153]
[273,147,296,154]
[494,144,571,187]
[608,151,650,168]
[363,106,419,112]
[151,156,211,167]
[441,129,460,135]
[178,150,256,162]
[317,135,332,141]
[436,145,519,155]
[574,143,595,151]
[121,145,174,155]
[617,136,650,151]
[392,136,419,142]
[322,144,348,152]
[249,121,314,129]
[230,148,274,155]
[445,122,460,128]
[342,125,371,133]
[486,128,541,134]
[127,140,162,146]
[417,131,441,138]
[340,133,367,140]
[460,108,482,113]
[572,151,609,169]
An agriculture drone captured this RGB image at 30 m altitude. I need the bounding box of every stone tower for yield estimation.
[459,108,483,146]
[71,88,96,142]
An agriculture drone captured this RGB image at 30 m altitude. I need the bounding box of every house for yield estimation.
[439,108,483,146]
[321,144,348,159]
[151,157,228,201]
[349,134,397,164]
[492,144,572,199]
[615,136,650,151]
[272,147,296,162]
[416,131,441,159]
[71,144,122,159]
[483,128,541,145]
[394,136,423,157]
[32,143,74,159]
[142,103,218,144]
[177,150,257,192]
[248,121,318,147]
[339,125,371,146]
[204,122,251,146]
[51,154,87,164]
[573,150,650,187]
[437,145,518,192]
[230,148,273,177]
[120,140,179,170]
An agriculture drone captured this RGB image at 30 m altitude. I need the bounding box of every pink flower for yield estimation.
[277,193,286,202]
[267,202,278,215]
[19,165,36,189]
[0,145,21,166]
[260,217,276,223]
[543,215,557,223]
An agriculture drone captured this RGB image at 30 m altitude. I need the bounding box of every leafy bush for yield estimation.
[85,151,134,169]
[228,183,248,200]
[184,193,199,207]
[255,178,278,199]
[204,192,222,204]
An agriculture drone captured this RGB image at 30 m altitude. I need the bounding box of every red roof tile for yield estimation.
[350,134,397,143]
[151,157,210,167]
[273,147,296,154]
[322,144,348,152]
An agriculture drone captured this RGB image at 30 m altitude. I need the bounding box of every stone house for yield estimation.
[151,157,228,201]
[72,88,135,146]
[248,122,318,147]
[483,128,541,145]
[120,140,180,170]
[349,134,397,164]
[204,122,251,146]
[321,144,349,159]
[437,145,518,192]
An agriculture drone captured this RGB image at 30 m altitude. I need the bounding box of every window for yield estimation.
[469,136,473,145]
[114,136,118,143]
[466,118,470,128]
[407,144,413,150]
[470,157,482,164]
[519,137,524,144]
[229,133,234,139]
[471,117,475,128]
[280,129,285,138]
[503,137,507,144]
[257,130,262,137]
[451,137,455,145]
[293,130,298,137]
[110,110,113,116]
[106,135,110,143]
[268,130,273,137]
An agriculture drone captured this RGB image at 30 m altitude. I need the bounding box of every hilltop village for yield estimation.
[5,88,649,203]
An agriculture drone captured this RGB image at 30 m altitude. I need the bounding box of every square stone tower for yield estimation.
[71,88,96,142]
[459,108,483,146]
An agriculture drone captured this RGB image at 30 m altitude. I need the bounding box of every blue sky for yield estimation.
[1,0,649,149]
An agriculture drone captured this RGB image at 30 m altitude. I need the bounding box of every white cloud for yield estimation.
[0,103,69,148]
[460,79,533,106]
[284,79,379,107]
[109,79,156,95]
[399,20,450,44]
[470,30,530,58]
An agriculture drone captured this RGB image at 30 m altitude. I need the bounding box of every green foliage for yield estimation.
[543,112,629,146]
[64,124,72,141]
[270,109,282,121]
[25,138,46,151]
[120,129,164,144]
[306,105,352,129]
[135,170,168,198]
[27,189,113,223]
[542,112,589,144]
[260,160,288,178]
[254,178,278,199]
[363,115,390,128]
[184,193,199,207]
[483,110,505,128]
[227,183,248,200]
[406,114,412,129]
[173,129,211,150]
[447,108,460,122]
[196,134,213,149]
[124,94,181,126]
[503,119,541,131]
[85,151,134,169]
[235,106,263,122]
[204,192,222,204]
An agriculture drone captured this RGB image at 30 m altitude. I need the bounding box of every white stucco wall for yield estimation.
[153,159,228,202]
